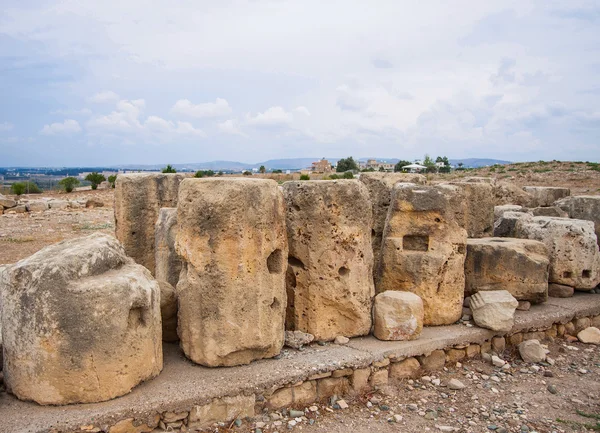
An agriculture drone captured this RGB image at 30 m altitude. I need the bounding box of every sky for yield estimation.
[0,0,599,167]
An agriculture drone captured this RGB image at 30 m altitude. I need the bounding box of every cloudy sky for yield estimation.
[1,0,599,166]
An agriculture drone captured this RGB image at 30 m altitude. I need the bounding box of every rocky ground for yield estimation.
[222,339,599,433]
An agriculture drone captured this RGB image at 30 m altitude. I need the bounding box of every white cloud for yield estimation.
[0,122,14,132]
[218,119,245,136]
[51,108,93,116]
[40,119,82,135]
[246,106,293,126]
[295,106,311,116]
[171,98,232,118]
[145,116,205,137]
[89,91,120,104]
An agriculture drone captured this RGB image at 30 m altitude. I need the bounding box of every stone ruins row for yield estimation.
[1,174,600,406]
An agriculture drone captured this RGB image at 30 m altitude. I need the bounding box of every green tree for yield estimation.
[259,165,266,174]
[194,170,215,178]
[336,156,359,173]
[423,154,437,173]
[108,174,117,188]
[243,170,252,176]
[218,171,223,176]
[58,177,80,193]
[328,173,340,179]
[342,171,354,179]
[11,181,41,195]
[272,169,283,174]
[394,160,411,172]
[300,174,310,180]
[10,182,25,196]
[162,164,177,173]
[85,172,106,190]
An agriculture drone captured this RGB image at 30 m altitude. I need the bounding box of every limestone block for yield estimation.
[115,173,187,275]
[48,200,69,209]
[0,233,162,405]
[522,186,570,207]
[155,207,182,288]
[359,172,427,283]
[0,194,16,209]
[493,182,533,206]
[529,206,568,218]
[282,180,374,341]
[548,283,574,298]
[378,183,467,325]
[470,290,518,332]
[465,238,549,303]
[351,368,371,392]
[494,205,524,221]
[418,350,446,371]
[159,281,178,342]
[555,195,600,246]
[370,369,389,387]
[518,340,547,363]
[189,395,255,429]
[25,201,49,212]
[176,178,287,366]
[373,291,423,341]
[317,377,349,399]
[446,181,495,237]
[493,211,532,237]
[578,327,600,344]
[515,216,600,290]
[389,358,421,379]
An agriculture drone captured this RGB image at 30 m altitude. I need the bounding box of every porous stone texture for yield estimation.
[0,233,162,405]
[577,327,600,344]
[418,350,446,371]
[470,290,518,332]
[493,182,533,206]
[548,283,574,298]
[518,339,547,363]
[373,291,423,341]
[155,207,182,288]
[159,281,178,342]
[465,238,549,304]
[529,206,568,218]
[284,330,314,349]
[555,195,600,246]
[522,186,570,207]
[176,178,287,367]
[493,211,532,237]
[446,181,495,237]
[378,183,467,325]
[115,173,187,275]
[282,180,374,341]
[515,216,600,290]
[359,172,427,285]
[390,357,421,379]
[494,205,524,221]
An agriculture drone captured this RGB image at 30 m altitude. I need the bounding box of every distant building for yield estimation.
[311,159,333,174]
[364,159,394,172]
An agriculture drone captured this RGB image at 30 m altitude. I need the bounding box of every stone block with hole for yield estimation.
[282,180,374,341]
[0,233,162,405]
[378,183,467,325]
[175,178,288,366]
[515,216,600,290]
[465,238,549,303]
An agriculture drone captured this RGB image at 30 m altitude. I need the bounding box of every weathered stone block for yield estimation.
[370,369,389,387]
[378,183,467,325]
[465,238,549,303]
[446,181,495,237]
[0,233,162,405]
[176,178,287,366]
[418,350,446,371]
[293,380,317,405]
[115,173,187,275]
[470,290,518,332]
[522,186,570,207]
[317,377,349,399]
[373,291,423,341]
[493,211,532,237]
[548,283,574,298]
[555,195,600,246]
[515,216,600,290]
[389,357,421,379]
[493,182,533,206]
[268,387,293,409]
[189,395,255,429]
[155,208,182,288]
[529,206,568,218]
[282,180,374,341]
[351,368,371,392]
[494,205,524,221]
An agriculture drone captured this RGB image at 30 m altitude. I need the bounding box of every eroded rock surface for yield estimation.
[470,290,518,332]
[373,291,423,341]
[155,207,182,288]
[555,195,600,246]
[522,186,570,207]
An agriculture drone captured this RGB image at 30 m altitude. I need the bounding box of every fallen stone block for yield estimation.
[25,200,48,212]
[0,233,162,405]
[529,206,568,218]
[522,186,570,207]
[282,180,374,341]
[518,339,547,363]
[373,291,423,341]
[548,283,574,298]
[176,178,287,366]
[155,207,182,288]
[516,216,600,290]
[470,290,518,332]
[555,195,600,246]
[577,327,600,344]
[48,199,70,209]
[115,173,187,275]
[378,183,467,325]
[0,194,16,209]
[465,238,549,304]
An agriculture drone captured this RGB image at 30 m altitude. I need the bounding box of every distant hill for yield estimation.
[449,158,511,168]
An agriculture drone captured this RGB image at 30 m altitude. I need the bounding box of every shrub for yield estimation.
[336,157,358,173]
[11,181,41,195]
[300,174,310,180]
[162,165,177,173]
[108,174,117,188]
[342,171,354,179]
[218,171,223,176]
[58,177,80,193]
[272,169,283,174]
[243,171,252,176]
[195,170,215,178]
[84,172,106,190]
[259,165,266,174]
[328,174,340,179]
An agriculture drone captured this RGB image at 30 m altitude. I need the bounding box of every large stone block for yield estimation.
[522,186,570,207]
[465,238,549,304]
[493,211,532,237]
[155,207,182,288]
[359,172,426,285]
[115,173,187,275]
[494,205,524,221]
[516,216,600,290]
[493,182,533,206]
[555,195,600,246]
[176,178,287,366]
[470,290,518,332]
[446,181,495,237]
[0,233,162,405]
[282,180,374,341]
[373,291,423,341]
[378,183,467,325]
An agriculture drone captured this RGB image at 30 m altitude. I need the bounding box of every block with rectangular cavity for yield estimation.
[155,207,182,288]
[0,233,162,405]
[522,186,570,207]
[465,238,549,304]
[115,173,187,275]
[555,195,600,246]
[175,178,287,366]
[378,183,467,325]
[359,172,426,286]
[516,216,600,290]
[282,180,374,341]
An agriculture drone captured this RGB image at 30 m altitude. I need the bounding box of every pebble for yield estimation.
[334,336,349,345]
[337,399,349,409]
[492,356,506,367]
[234,419,242,427]
[547,384,558,394]
[289,410,304,418]
[448,379,466,390]
[393,414,403,423]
